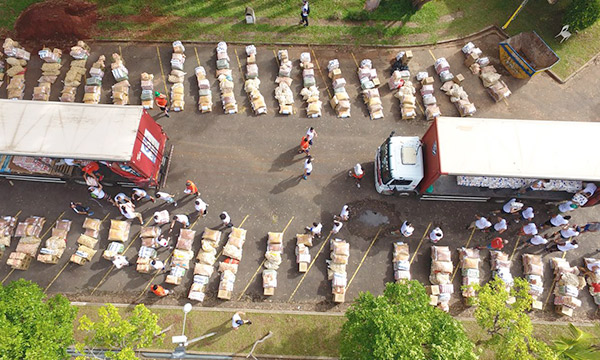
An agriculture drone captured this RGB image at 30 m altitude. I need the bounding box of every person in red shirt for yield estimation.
[298,136,310,155]
[154,91,170,118]
[478,237,508,251]
[151,284,170,297]
[184,180,199,196]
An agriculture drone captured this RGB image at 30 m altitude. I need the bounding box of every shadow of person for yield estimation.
[269,146,305,172]
[270,175,302,194]
[188,319,234,349]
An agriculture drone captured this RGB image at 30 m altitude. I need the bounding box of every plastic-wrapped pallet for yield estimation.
[110,53,129,105]
[357,59,383,119]
[58,41,89,102]
[244,46,267,115]
[329,238,349,303]
[216,42,238,114]
[393,242,410,282]
[583,258,600,309]
[188,227,223,301]
[217,227,246,300]
[14,216,46,238]
[550,257,585,317]
[166,229,196,285]
[522,254,544,310]
[275,49,294,115]
[71,218,101,265]
[327,59,351,118]
[458,247,480,305]
[0,216,17,257]
[169,41,186,111]
[263,232,283,296]
[3,38,30,100]
[83,55,106,104]
[296,233,313,272]
[37,219,71,264]
[299,52,321,118]
[33,48,62,101]
[140,72,154,109]
[461,42,511,102]
[195,66,212,113]
[429,246,454,312]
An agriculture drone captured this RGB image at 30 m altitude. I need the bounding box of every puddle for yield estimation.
[357,210,389,227]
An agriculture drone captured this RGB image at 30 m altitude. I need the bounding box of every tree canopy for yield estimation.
[340,281,477,360]
[0,279,76,360]
[564,0,600,31]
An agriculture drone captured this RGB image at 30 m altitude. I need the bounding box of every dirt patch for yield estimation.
[15,0,97,49]
[439,11,465,23]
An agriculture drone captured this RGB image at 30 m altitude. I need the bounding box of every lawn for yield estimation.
[75,304,600,358]
[1,1,597,78]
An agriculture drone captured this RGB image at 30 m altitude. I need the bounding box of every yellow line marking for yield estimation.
[309,45,332,99]
[234,48,244,79]
[156,46,169,98]
[509,235,522,261]
[428,49,437,62]
[90,218,152,295]
[194,47,201,66]
[1,269,14,284]
[346,227,382,291]
[288,232,332,302]
[41,211,65,239]
[416,99,424,116]
[503,98,509,106]
[119,45,122,58]
[451,227,476,282]
[14,210,22,218]
[350,51,359,68]
[410,223,432,265]
[273,49,280,67]
[282,216,294,234]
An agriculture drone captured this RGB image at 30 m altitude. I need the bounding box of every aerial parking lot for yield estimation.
[2,27,600,322]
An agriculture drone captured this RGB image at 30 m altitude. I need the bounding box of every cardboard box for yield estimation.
[264,287,275,296]
[402,50,413,64]
[330,68,342,80]
[279,104,293,115]
[421,77,434,85]
[299,262,308,272]
[453,73,465,84]
[428,285,440,295]
[532,300,543,310]
[218,289,232,300]
[558,305,573,317]
[464,53,479,67]
[429,295,439,306]
[334,293,345,303]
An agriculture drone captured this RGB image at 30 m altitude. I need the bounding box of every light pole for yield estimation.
[182,303,192,336]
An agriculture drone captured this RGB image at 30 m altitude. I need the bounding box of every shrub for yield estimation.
[563,0,600,31]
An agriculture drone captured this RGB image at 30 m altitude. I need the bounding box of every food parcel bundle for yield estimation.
[0,56,5,88]
[461,41,511,102]
[429,246,454,312]
[296,233,313,272]
[327,59,351,118]
[169,40,186,111]
[83,55,106,104]
[263,232,283,295]
[393,242,411,282]
[37,219,72,264]
[274,49,294,115]
[140,72,154,109]
[34,47,62,101]
[299,52,322,117]
[458,247,480,304]
[551,257,585,317]
[435,57,476,117]
[216,41,238,114]
[243,45,267,115]
[394,75,417,120]
[166,229,196,285]
[522,254,544,309]
[71,217,102,265]
[490,251,514,302]
[9,218,45,270]
[188,227,223,301]
[0,215,17,257]
[108,53,130,105]
[195,66,212,113]
[416,71,441,120]
[218,227,247,300]
[102,220,130,260]
[329,238,349,303]
[136,225,161,272]
[15,216,46,238]
[358,59,383,120]
[3,38,29,100]
[583,258,600,308]
[59,41,90,102]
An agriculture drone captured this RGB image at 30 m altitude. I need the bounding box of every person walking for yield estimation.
[298,136,311,155]
[153,210,170,225]
[429,227,443,243]
[546,239,579,253]
[88,184,115,206]
[156,191,178,206]
[154,91,170,118]
[467,215,492,232]
[549,225,579,242]
[150,259,166,272]
[391,221,414,237]
[299,0,310,27]
[330,219,343,235]
[519,222,538,236]
[477,237,508,251]
[302,156,313,180]
[349,163,364,188]
[525,234,548,247]
[521,206,535,221]
[120,203,143,224]
[194,197,208,217]
[557,200,578,214]
[492,217,508,234]
[542,214,570,230]
[232,311,252,330]
[114,192,133,206]
[184,180,199,196]
[220,211,234,228]
[173,214,190,228]
[132,188,155,203]
[151,284,170,297]
[305,127,318,145]
[335,205,350,221]
[579,222,600,233]
[305,222,323,238]
[70,201,94,216]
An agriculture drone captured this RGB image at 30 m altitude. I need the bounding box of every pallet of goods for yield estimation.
[328,238,349,303]
[358,58,383,120]
[195,66,212,113]
[102,220,131,261]
[0,215,18,257]
[458,247,480,305]
[274,49,294,115]
[392,242,411,282]
[70,217,101,265]
[550,257,585,317]
[435,57,476,117]
[216,42,238,114]
[299,52,322,118]
[429,246,454,312]
[110,53,130,105]
[7,216,45,269]
[136,226,161,273]
[3,38,30,100]
[415,71,441,120]
[140,72,154,109]
[296,233,313,272]
[83,55,106,104]
[166,228,196,285]
[169,40,186,112]
[389,51,417,120]
[60,41,89,102]
[522,254,544,309]
[34,47,62,101]
[263,232,283,296]
[490,250,515,303]
[243,45,267,115]
[37,219,72,264]
[461,42,511,102]
[188,227,223,301]
[218,227,247,300]
[583,258,600,309]
[327,59,351,118]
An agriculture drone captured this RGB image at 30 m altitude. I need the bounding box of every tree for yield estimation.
[340,281,477,360]
[551,323,600,360]
[473,277,558,360]
[76,304,163,360]
[563,0,600,31]
[412,0,432,10]
[0,279,76,360]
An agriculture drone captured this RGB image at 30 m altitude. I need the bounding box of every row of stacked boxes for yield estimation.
[523,254,545,310]
[34,47,62,101]
[459,247,480,305]
[195,66,213,113]
[358,58,383,120]
[71,217,102,265]
[462,41,511,102]
[551,257,585,317]
[37,219,72,264]
[188,228,222,302]
[327,59,351,118]
[0,216,17,258]
[299,52,322,118]
[218,227,247,300]
[216,42,238,114]
[102,220,131,262]
[3,38,30,100]
[435,57,476,117]
[136,226,162,273]
[275,49,294,115]
[296,233,313,272]
[429,246,454,312]
[393,242,411,282]
[84,55,106,104]
[7,216,45,270]
[329,238,349,303]
[263,232,283,296]
[110,53,130,105]
[243,45,267,115]
[166,228,196,285]
[169,41,186,111]
[140,72,154,109]
[60,41,89,102]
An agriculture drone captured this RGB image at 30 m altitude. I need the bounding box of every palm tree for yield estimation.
[551,323,600,360]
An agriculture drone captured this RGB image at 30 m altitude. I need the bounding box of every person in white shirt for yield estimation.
[468,215,492,231]
[88,184,115,205]
[153,210,170,225]
[150,259,166,271]
[336,205,350,221]
[155,191,178,206]
[120,203,143,224]
[521,207,534,221]
[194,197,208,217]
[558,201,578,214]
[543,214,570,229]
[520,222,538,236]
[299,0,310,27]
[131,188,155,203]
[156,236,169,248]
[173,214,190,228]
[527,234,548,246]
[330,220,343,235]
[220,211,233,228]
[493,217,508,234]
[231,311,252,329]
[429,227,443,243]
[114,192,133,206]
[501,198,523,214]
[305,127,318,144]
[305,222,322,238]
[349,163,364,188]
[392,221,415,237]
[112,255,130,269]
[548,225,579,242]
[302,156,313,180]
[547,240,579,253]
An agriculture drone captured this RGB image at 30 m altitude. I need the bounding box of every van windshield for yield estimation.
[379,139,393,184]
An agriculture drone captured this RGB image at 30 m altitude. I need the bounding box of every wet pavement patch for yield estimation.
[358,210,389,227]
